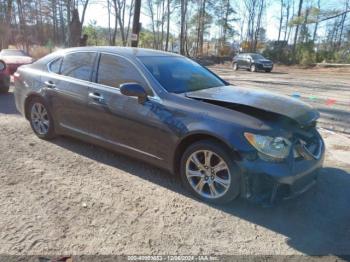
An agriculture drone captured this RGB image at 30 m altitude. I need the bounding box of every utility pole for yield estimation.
[131,0,142,47]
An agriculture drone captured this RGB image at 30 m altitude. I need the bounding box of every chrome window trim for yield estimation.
[46,50,162,102]
[46,50,99,87]
[59,50,98,82]
[47,50,97,73]
[47,57,62,73]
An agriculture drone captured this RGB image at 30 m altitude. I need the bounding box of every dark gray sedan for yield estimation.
[14,47,324,205]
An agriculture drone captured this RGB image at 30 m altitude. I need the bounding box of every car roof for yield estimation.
[0,49,25,52]
[32,46,183,70]
[56,46,182,58]
[1,49,22,50]
[241,53,262,56]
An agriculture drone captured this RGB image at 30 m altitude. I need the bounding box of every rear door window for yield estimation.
[61,52,96,81]
[49,58,62,74]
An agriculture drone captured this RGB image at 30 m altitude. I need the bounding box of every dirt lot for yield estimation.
[0,66,349,257]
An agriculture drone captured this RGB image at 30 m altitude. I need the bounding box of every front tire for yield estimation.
[250,64,257,72]
[28,97,56,140]
[232,62,238,71]
[180,140,241,204]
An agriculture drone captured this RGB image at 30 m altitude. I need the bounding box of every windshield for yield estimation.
[250,54,265,60]
[138,56,226,93]
[0,50,26,56]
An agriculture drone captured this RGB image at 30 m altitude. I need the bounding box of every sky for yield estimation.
[82,0,347,43]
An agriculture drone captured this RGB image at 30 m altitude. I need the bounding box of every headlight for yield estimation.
[0,60,5,72]
[244,132,292,161]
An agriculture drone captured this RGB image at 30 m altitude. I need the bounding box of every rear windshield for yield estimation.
[138,56,226,93]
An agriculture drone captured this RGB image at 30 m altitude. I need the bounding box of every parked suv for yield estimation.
[233,53,273,72]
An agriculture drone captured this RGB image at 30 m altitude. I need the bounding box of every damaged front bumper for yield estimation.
[239,133,325,205]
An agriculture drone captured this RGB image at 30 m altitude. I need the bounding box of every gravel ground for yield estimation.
[0,66,350,257]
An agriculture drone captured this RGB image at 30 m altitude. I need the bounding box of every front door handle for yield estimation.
[89,92,105,104]
[44,80,56,88]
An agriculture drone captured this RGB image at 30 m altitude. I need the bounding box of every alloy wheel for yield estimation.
[185,150,231,199]
[31,102,50,135]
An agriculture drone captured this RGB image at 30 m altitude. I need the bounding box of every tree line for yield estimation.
[0,0,349,64]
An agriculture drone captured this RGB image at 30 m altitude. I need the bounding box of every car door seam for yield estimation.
[60,123,163,161]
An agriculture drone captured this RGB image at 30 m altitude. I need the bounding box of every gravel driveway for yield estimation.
[0,66,349,257]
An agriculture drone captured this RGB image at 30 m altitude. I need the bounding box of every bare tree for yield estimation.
[244,0,265,51]
[337,0,349,48]
[165,0,172,51]
[292,0,303,61]
[277,0,284,42]
[180,0,188,55]
[111,0,134,46]
[0,0,13,48]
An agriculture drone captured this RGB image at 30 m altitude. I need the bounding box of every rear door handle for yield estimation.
[44,80,56,88]
[89,92,105,104]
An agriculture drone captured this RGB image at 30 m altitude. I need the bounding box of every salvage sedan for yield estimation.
[14,47,324,205]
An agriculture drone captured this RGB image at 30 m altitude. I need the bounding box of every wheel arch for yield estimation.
[172,132,241,176]
[24,93,45,120]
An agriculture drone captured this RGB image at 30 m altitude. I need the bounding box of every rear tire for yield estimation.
[180,139,241,204]
[28,97,56,140]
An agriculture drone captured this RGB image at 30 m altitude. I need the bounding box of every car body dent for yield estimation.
[186,85,319,127]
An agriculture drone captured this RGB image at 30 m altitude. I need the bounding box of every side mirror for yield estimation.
[120,83,148,104]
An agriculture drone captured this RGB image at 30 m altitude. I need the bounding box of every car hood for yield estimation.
[185,85,319,126]
[255,59,272,63]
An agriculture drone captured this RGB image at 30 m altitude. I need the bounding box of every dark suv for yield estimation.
[233,53,273,72]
